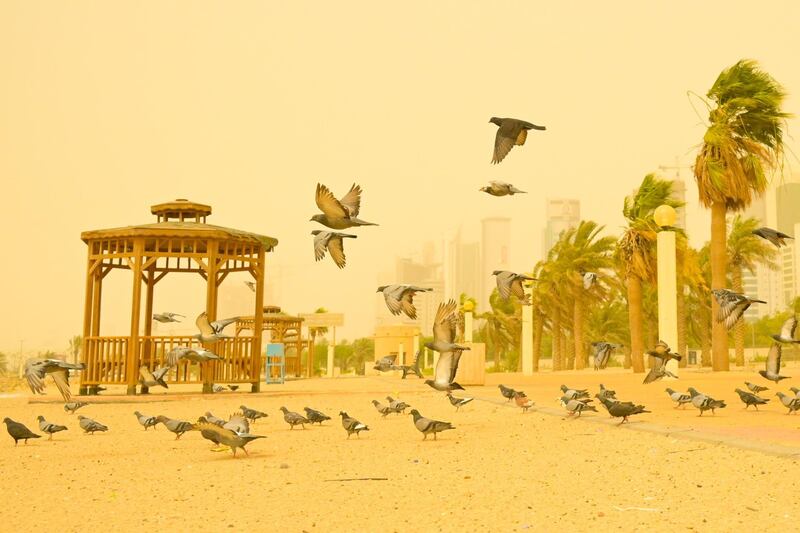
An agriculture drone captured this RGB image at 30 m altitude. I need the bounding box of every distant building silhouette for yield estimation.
[542,199,580,258]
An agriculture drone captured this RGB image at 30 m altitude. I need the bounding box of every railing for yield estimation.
[82,335,262,386]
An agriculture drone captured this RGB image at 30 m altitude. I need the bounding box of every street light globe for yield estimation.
[462,300,475,312]
[654,204,677,228]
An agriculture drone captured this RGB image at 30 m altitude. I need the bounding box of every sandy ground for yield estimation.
[1,368,799,532]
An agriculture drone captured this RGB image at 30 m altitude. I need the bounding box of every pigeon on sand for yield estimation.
[409,409,454,440]
[24,358,85,402]
[77,415,108,434]
[312,230,357,269]
[561,397,597,417]
[597,383,616,400]
[303,407,331,425]
[386,396,410,414]
[687,388,726,416]
[776,392,800,414]
[498,384,519,402]
[446,393,474,411]
[492,271,535,304]
[424,300,470,392]
[734,389,769,410]
[560,385,589,400]
[596,396,649,424]
[36,416,67,440]
[752,227,793,247]
[713,289,766,331]
[134,411,158,430]
[339,411,370,439]
[279,407,309,429]
[193,420,265,457]
[513,391,535,413]
[745,381,769,394]
[377,285,432,320]
[3,418,40,445]
[204,411,226,427]
[310,183,378,230]
[372,400,393,418]
[155,416,192,439]
[64,401,89,414]
[665,388,691,408]
[240,405,268,423]
[489,117,546,164]
[759,343,790,383]
[479,180,526,196]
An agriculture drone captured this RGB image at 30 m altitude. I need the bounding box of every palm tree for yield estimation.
[686,244,713,366]
[617,174,684,373]
[693,59,790,371]
[68,335,82,365]
[477,289,518,369]
[727,215,778,365]
[0,351,7,373]
[548,221,615,369]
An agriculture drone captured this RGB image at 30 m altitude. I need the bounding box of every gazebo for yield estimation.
[235,306,307,377]
[80,199,278,395]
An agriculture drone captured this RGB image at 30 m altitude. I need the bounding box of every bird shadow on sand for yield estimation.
[194,451,272,462]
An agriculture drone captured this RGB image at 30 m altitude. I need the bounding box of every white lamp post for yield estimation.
[521,282,534,375]
[654,205,679,378]
[463,300,474,343]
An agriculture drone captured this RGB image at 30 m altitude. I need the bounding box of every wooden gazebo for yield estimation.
[235,306,307,377]
[80,199,278,395]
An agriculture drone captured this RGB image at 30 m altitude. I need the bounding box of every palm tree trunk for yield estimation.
[573,298,585,370]
[700,323,712,367]
[732,266,745,367]
[623,345,631,369]
[552,314,562,371]
[532,313,543,372]
[627,275,645,373]
[710,201,730,371]
[565,333,575,370]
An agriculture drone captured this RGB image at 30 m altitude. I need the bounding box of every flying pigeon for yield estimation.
[386,396,410,414]
[166,346,221,368]
[279,407,309,429]
[665,388,691,408]
[303,407,331,425]
[64,401,89,414]
[373,354,397,372]
[759,343,790,383]
[424,300,470,392]
[152,312,184,323]
[595,396,649,424]
[560,385,589,400]
[240,405,268,423]
[409,409,454,440]
[776,392,800,414]
[312,230,357,269]
[583,272,598,290]
[712,289,766,330]
[339,411,370,439]
[446,393,474,411]
[643,341,681,384]
[371,400,393,418]
[3,418,40,446]
[592,342,621,370]
[193,420,265,457]
[377,285,432,320]
[396,351,424,379]
[204,411,226,427]
[194,312,239,343]
[155,416,192,439]
[244,281,256,292]
[745,381,769,394]
[771,316,800,344]
[489,117,546,164]
[513,391,535,413]
[77,415,108,434]
[479,180,527,196]
[24,358,85,402]
[752,227,793,247]
[492,270,535,304]
[790,387,800,400]
[36,416,68,440]
[734,389,770,410]
[134,411,158,430]
[687,388,726,416]
[597,383,617,400]
[310,183,378,230]
[498,384,519,402]
[139,365,170,389]
[223,413,250,434]
[561,397,597,417]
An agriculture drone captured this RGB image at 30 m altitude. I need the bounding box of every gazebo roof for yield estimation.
[81,199,278,251]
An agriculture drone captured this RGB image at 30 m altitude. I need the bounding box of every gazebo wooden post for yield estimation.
[203,242,219,394]
[140,264,155,394]
[80,246,95,395]
[126,239,145,395]
[251,247,265,392]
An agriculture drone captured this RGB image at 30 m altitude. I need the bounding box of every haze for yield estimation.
[2,1,800,354]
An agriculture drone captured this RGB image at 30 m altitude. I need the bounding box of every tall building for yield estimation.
[443,228,481,303]
[542,199,580,258]
[481,217,511,312]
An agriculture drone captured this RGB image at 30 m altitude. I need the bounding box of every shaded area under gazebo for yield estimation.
[80,199,277,395]
[235,306,308,377]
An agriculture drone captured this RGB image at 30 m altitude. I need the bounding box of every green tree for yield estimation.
[693,59,790,370]
[0,352,7,373]
[68,335,82,365]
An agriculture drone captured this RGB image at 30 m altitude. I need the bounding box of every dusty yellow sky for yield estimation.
[2,1,799,353]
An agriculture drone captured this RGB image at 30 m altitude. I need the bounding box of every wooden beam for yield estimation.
[91,272,103,337]
[152,271,169,285]
[216,270,230,287]
[81,249,95,392]
[203,241,219,393]
[252,246,265,390]
[126,238,145,395]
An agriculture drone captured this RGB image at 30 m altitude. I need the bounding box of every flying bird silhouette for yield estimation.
[310,183,378,229]
[489,117,546,164]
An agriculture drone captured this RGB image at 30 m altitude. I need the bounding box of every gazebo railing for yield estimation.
[82,335,262,386]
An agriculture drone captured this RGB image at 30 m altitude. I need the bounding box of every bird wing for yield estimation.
[432,300,457,343]
[434,351,454,385]
[642,358,664,384]
[449,349,464,383]
[139,366,155,384]
[50,369,73,402]
[510,277,526,301]
[195,421,237,442]
[210,316,238,334]
[766,343,782,375]
[327,235,347,269]
[780,316,798,340]
[723,300,750,330]
[315,183,349,218]
[399,289,419,319]
[166,346,191,367]
[195,313,215,337]
[382,287,404,316]
[495,272,513,300]
[338,183,362,218]
[492,124,517,164]
[24,360,46,394]
[313,231,330,261]
[152,365,171,381]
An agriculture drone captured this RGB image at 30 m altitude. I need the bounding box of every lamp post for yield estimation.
[521,282,534,376]
[654,205,679,377]
[463,300,474,343]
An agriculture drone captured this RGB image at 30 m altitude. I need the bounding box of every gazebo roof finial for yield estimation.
[151,198,212,223]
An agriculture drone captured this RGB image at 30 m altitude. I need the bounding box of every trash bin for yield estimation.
[688,350,697,365]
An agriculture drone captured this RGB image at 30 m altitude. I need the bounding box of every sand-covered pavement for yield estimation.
[1,368,799,532]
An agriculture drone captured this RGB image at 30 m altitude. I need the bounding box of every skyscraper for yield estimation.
[542,199,580,258]
[481,217,511,312]
[443,228,481,303]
